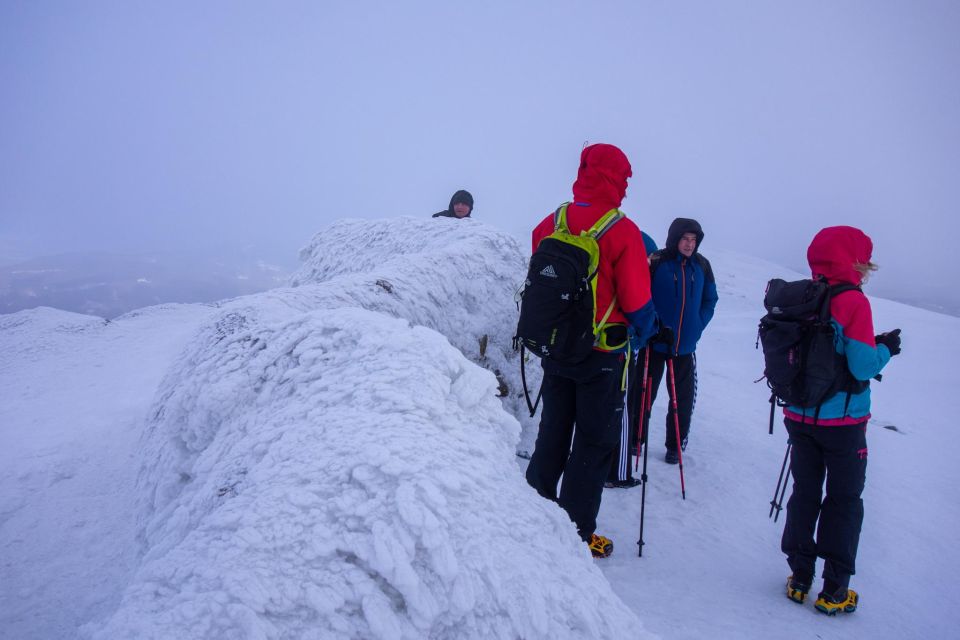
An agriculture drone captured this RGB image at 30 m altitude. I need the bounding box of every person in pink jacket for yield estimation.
[783,226,901,615]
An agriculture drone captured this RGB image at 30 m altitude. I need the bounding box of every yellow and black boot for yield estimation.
[814,587,859,615]
[588,533,613,558]
[786,575,811,604]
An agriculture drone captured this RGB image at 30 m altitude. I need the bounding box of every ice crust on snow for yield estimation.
[86,218,647,639]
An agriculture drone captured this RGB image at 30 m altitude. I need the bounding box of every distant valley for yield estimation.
[0,251,291,319]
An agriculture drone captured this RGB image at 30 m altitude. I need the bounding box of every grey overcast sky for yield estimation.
[1,1,958,310]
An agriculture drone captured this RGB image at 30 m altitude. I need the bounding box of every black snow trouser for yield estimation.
[525,350,626,540]
[781,418,868,590]
[646,351,697,453]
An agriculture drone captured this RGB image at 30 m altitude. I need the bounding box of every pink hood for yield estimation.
[807,226,874,285]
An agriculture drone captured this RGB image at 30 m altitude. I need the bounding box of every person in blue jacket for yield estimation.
[645,218,718,464]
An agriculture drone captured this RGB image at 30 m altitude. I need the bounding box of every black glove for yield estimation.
[651,324,675,349]
[876,328,901,356]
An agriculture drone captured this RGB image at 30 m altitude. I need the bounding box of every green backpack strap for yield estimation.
[587,208,624,240]
[588,208,624,331]
[590,209,625,349]
[551,204,627,351]
[553,203,572,233]
[554,204,623,238]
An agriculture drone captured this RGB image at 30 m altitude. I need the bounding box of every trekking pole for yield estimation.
[666,357,686,500]
[769,441,792,519]
[634,346,651,468]
[637,351,653,557]
[635,347,650,553]
[773,460,791,523]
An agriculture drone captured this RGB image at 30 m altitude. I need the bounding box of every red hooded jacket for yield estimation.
[531,144,656,344]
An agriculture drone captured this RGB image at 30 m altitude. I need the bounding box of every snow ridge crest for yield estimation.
[88,218,647,640]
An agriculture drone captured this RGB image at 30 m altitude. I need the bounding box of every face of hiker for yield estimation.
[678,232,698,257]
[452,202,471,218]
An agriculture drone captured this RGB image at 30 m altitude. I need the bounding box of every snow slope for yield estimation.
[2,218,957,639]
[0,304,217,639]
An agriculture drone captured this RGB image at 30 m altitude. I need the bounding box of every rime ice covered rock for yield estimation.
[87,219,647,639]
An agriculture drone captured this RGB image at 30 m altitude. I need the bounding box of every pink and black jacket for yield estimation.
[784,226,892,425]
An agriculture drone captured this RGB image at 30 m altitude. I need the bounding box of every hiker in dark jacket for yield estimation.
[644,217,718,464]
[782,226,900,615]
[525,143,657,559]
[432,190,474,218]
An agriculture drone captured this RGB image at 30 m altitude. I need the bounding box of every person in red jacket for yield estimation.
[524,143,658,558]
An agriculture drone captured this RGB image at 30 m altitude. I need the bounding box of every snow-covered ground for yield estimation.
[1,218,956,639]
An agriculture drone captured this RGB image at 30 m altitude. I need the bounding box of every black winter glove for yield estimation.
[875,328,901,356]
[651,324,675,349]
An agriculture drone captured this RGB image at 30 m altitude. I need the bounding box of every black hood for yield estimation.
[448,190,474,216]
[664,217,704,256]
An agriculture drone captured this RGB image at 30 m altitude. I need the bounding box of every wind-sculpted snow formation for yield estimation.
[88,218,648,639]
[289,216,542,445]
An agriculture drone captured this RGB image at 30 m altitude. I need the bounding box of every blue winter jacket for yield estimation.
[649,218,719,356]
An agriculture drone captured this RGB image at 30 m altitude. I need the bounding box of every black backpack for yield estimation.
[757,278,867,430]
[514,204,623,365]
[513,205,623,416]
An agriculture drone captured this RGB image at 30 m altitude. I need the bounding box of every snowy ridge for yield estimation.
[288,217,539,445]
[290,216,542,444]
[86,219,646,639]
[0,306,105,366]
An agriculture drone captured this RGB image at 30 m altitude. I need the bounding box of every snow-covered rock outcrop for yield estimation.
[87,219,648,639]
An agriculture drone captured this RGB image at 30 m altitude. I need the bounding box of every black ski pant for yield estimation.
[525,350,626,540]
[646,351,697,453]
[781,418,867,591]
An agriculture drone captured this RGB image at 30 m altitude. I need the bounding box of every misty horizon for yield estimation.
[2,2,957,315]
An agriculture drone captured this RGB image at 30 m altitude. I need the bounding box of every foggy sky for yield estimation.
[2,1,958,311]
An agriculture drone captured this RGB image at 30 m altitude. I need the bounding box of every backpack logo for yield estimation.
[539,264,558,278]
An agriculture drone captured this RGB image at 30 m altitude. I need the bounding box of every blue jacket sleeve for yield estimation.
[700,280,718,329]
[641,231,658,257]
[625,300,657,347]
[833,293,889,381]
[844,336,891,381]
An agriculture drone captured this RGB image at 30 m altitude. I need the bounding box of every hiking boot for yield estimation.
[664,450,679,465]
[814,588,859,615]
[587,533,613,558]
[604,477,642,489]
[786,575,812,604]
